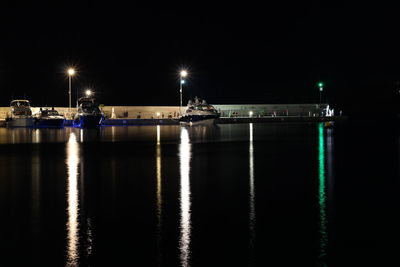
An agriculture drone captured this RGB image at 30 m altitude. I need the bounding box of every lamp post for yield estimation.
[179,70,188,116]
[67,68,75,110]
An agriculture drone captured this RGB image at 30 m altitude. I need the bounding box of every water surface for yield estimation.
[0,123,398,266]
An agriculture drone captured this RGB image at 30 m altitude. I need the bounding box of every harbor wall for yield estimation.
[0,104,330,120]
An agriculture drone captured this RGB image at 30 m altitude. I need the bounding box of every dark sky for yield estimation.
[1,3,399,114]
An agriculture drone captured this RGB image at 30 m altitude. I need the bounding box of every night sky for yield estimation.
[1,3,399,115]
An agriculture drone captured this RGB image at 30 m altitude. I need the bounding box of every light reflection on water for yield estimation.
[318,123,334,267]
[248,123,256,265]
[326,128,334,204]
[249,123,256,248]
[0,128,69,144]
[66,132,80,267]
[179,127,192,267]
[156,125,163,266]
[31,145,41,262]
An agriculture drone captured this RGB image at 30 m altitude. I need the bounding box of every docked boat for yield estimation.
[73,96,104,127]
[34,107,65,128]
[6,100,35,127]
[179,97,220,125]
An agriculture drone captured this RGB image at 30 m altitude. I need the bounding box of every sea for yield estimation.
[0,122,399,266]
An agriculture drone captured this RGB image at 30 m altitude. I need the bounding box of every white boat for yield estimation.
[6,100,35,127]
[34,107,65,128]
[179,97,220,126]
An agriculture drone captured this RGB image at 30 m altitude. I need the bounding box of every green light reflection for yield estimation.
[318,123,328,265]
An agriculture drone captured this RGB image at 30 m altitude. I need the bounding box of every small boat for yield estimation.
[179,97,220,126]
[6,99,35,127]
[73,96,104,127]
[34,107,65,128]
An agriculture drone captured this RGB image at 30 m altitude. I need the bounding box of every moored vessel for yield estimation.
[34,107,65,128]
[73,96,104,127]
[6,100,35,127]
[179,97,220,126]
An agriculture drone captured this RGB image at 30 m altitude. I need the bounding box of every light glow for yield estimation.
[180,70,188,78]
[68,68,76,76]
[85,90,92,96]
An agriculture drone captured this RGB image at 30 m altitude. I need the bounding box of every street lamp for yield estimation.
[179,70,188,115]
[318,82,324,104]
[85,89,92,97]
[67,68,76,110]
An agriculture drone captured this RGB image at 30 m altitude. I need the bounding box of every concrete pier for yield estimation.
[0,104,344,127]
[0,103,333,120]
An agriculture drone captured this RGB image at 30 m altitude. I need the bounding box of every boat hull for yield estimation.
[179,115,218,126]
[73,114,104,128]
[6,117,35,127]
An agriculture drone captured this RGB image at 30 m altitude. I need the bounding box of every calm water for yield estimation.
[0,123,399,266]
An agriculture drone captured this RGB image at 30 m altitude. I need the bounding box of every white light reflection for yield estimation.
[156,125,162,265]
[80,129,84,143]
[249,123,256,248]
[179,127,191,267]
[66,132,80,267]
[157,125,161,146]
[33,129,40,143]
[86,218,93,258]
[111,126,116,142]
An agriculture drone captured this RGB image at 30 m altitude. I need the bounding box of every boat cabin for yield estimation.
[186,97,217,112]
[10,100,31,108]
[38,107,61,116]
[10,100,32,116]
[77,97,102,114]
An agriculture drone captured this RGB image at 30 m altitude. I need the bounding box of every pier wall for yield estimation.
[0,104,330,120]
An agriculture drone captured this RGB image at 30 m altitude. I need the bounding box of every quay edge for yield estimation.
[1,116,346,127]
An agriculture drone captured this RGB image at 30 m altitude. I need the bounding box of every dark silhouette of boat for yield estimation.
[73,96,104,127]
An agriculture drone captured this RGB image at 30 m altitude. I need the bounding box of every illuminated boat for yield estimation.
[73,96,104,127]
[6,99,35,127]
[179,97,220,126]
[34,107,65,128]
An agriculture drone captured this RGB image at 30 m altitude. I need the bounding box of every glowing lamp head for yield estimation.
[181,79,185,84]
[85,89,92,96]
[68,68,75,76]
[180,70,188,78]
